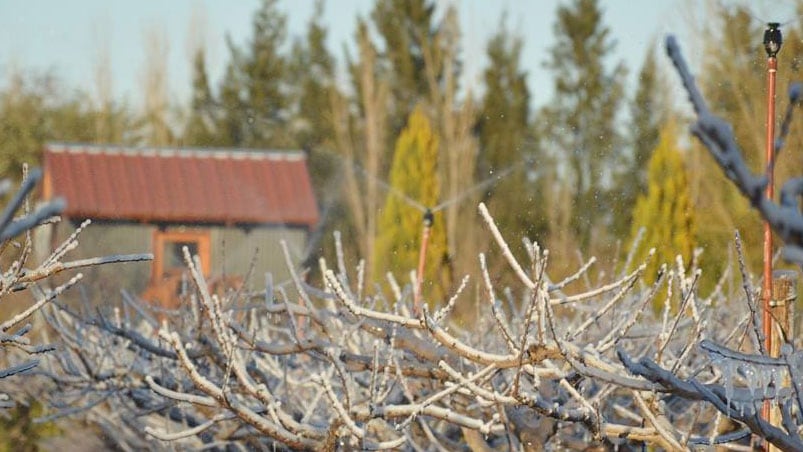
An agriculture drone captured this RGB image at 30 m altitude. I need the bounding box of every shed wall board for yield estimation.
[47,221,307,305]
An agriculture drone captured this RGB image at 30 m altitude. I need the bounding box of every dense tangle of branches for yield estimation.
[6,35,803,451]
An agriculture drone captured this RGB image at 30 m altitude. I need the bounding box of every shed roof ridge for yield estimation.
[45,142,306,161]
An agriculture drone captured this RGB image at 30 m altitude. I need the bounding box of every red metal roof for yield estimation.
[43,143,319,227]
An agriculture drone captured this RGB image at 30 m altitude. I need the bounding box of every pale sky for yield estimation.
[0,0,796,111]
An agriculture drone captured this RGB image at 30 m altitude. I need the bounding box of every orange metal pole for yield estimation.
[413,210,434,316]
[761,22,781,434]
[762,55,776,361]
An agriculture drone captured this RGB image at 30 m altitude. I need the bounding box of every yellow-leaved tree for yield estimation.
[627,121,695,312]
[374,106,450,307]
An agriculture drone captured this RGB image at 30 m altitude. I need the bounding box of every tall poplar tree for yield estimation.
[541,0,625,251]
[374,107,449,306]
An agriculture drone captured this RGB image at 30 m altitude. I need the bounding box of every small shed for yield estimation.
[41,143,319,306]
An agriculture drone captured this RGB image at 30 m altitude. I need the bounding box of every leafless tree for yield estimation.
[33,194,765,450]
[0,168,149,409]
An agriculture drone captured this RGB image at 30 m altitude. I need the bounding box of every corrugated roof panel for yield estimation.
[42,144,319,227]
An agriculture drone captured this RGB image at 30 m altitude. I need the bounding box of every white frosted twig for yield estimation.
[145,415,223,441]
[397,363,497,432]
[478,203,535,289]
[656,271,699,364]
[568,265,642,341]
[334,230,348,285]
[550,253,651,305]
[325,270,421,328]
[145,375,217,407]
[433,274,468,323]
[356,259,365,303]
[621,227,646,278]
[19,253,153,284]
[558,378,596,417]
[280,240,314,312]
[44,219,91,266]
[479,253,517,353]
[386,272,403,305]
[423,312,560,367]
[318,372,364,438]
[1,274,82,332]
[632,391,684,451]
[597,266,666,352]
[550,256,597,291]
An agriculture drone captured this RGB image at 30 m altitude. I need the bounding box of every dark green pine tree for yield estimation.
[541,0,625,251]
[371,0,442,134]
[217,50,246,147]
[477,21,545,242]
[217,0,291,148]
[183,48,217,147]
[288,0,340,213]
[611,46,664,239]
[289,0,335,151]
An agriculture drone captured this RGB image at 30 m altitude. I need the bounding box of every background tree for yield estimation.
[138,24,174,146]
[540,0,625,254]
[182,48,217,146]
[329,19,390,283]
[0,71,99,179]
[371,0,441,136]
[289,0,334,153]
[91,24,133,145]
[288,0,339,207]
[628,121,695,311]
[374,106,449,305]
[612,45,665,239]
[477,19,546,257]
[216,0,291,148]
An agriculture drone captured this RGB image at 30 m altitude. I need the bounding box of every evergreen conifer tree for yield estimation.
[628,122,695,310]
[183,49,217,146]
[217,0,290,147]
[374,106,449,306]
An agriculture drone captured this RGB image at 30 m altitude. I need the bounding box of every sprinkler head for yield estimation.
[764,22,782,58]
[423,209,434,227]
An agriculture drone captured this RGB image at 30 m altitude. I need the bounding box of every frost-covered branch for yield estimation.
[34,201,747,450]
[667,34,803,264]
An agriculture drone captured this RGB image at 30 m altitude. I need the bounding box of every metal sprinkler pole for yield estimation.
[761,22,781,430]
[414,209,434,315]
